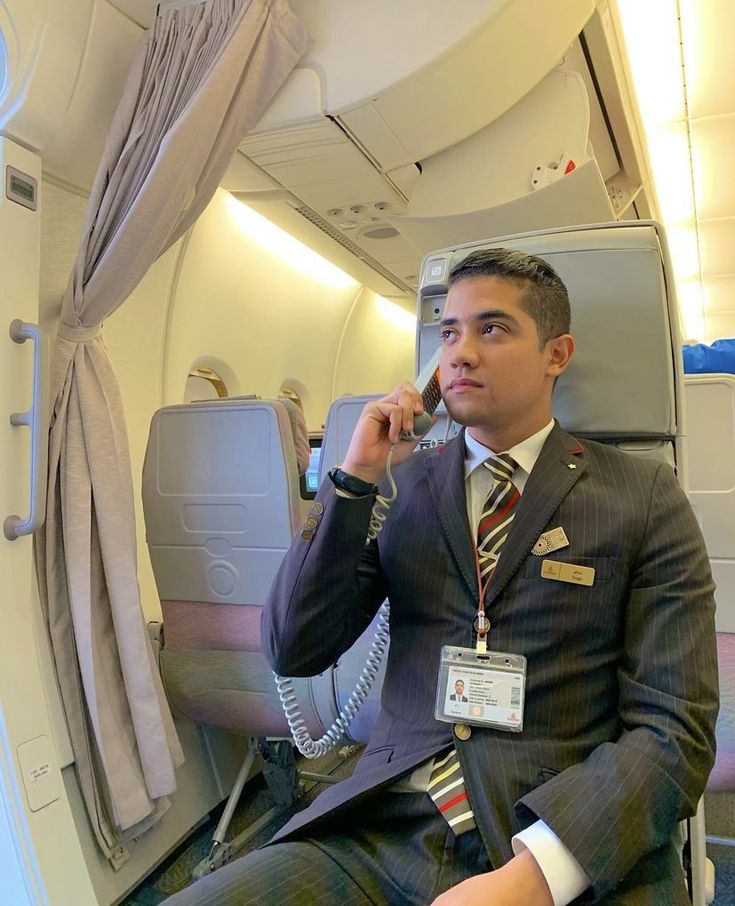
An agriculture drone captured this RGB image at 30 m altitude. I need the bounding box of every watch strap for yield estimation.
[327,466,379,497]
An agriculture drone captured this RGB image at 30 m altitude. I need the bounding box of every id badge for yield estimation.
[435,646,527,732]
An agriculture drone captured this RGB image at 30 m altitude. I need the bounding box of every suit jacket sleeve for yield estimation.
[516,461,719,899]
[261,482,387,677]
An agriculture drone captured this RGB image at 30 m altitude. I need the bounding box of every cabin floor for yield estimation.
[122,754,735,906]
[121,744,362,905]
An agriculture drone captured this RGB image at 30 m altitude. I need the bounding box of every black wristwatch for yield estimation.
[327,466,379,497]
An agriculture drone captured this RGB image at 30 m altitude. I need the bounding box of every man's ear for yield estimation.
[546,334,575,377]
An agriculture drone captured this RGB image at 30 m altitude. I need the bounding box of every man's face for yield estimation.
[438,276,571,448]
[454,680,464,696]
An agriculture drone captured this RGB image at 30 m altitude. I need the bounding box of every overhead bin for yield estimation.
[236,63,614,293]
[390,161,612,258]
[260,0,595,164]
[388,68,614,256]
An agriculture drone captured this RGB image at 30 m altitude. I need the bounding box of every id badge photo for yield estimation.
[435,646,527,732]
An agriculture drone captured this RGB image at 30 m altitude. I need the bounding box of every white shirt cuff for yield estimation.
[512,819,590,906]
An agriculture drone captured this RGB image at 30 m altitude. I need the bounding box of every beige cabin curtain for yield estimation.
[35,0,308,862]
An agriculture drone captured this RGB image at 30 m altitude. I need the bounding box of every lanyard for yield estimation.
[471,469,520,654]
[473,548,492,654]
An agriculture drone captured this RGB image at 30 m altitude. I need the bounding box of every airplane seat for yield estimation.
[277,395,310,477]
[684,373,735,797]
[276,395,312,519]
[142,396,336,737]
[708,633,735,791]
[142,397,341,874]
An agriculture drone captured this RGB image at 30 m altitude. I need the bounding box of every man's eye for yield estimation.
[439,329,455,342]
[482,323,501,334]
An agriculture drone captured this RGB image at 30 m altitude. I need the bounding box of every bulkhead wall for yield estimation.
[42,181,416,621]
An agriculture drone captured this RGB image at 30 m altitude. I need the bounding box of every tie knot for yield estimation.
[483,453,517,482]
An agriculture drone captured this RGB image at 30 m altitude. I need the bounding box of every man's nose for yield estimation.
[448,333,479,368]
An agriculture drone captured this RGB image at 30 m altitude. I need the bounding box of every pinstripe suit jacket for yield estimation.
[262,422,719,903]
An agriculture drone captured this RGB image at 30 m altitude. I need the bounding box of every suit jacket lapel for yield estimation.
[425,432,478,601]
[484,422,586,608]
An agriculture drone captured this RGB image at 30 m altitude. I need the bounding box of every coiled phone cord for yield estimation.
[274,449,398,758]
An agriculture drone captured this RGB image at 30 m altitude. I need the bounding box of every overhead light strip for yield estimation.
[614,0,705,340]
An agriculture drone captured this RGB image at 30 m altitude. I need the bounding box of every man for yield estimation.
[166,249,718,905]
[450,679,468,703]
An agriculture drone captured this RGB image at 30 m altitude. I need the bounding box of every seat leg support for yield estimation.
[193,743,260,879]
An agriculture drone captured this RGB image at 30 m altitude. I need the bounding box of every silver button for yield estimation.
[310,502,324,515]
[454,723,471,741]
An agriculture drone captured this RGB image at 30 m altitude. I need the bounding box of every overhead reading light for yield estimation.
[614,0,705,340]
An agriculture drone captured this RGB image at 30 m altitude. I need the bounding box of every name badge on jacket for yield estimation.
[540,559,595,586]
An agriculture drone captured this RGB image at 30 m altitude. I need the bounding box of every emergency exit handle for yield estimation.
[4,320,47,540]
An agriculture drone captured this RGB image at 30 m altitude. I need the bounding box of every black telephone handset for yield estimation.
[399,348,442,441]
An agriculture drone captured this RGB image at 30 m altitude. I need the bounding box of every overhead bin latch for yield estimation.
[531,153,577,191]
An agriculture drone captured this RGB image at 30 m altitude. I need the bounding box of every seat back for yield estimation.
[417,222,680,452]
[684,373,735,791]
[142,398,337,737]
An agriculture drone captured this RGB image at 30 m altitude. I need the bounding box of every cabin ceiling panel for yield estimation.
[294,175,404,215]
[689,115,735,221]
[239,119,375,187]
[680,0,735,120]
[349,232,420,267]
[0,1,93,153]
[703,311,735,344]
[42,0,143,191]
[239,194,412,296]
[220,149,283,194]
[697,220,735,276]
[384,262,424,292]
[703,276,735,314]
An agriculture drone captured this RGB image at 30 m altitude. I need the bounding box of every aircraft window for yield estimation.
[185,366,228,402]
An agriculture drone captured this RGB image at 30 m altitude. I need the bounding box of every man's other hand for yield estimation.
[431,849,554,906]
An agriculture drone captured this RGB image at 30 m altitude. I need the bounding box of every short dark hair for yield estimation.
[448,248,570,347]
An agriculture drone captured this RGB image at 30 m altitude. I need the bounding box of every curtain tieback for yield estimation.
[57,322,102,342]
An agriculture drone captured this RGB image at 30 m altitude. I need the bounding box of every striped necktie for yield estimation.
[427,746,476,835]
[427,454,520,836]
[477,453,520,582]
